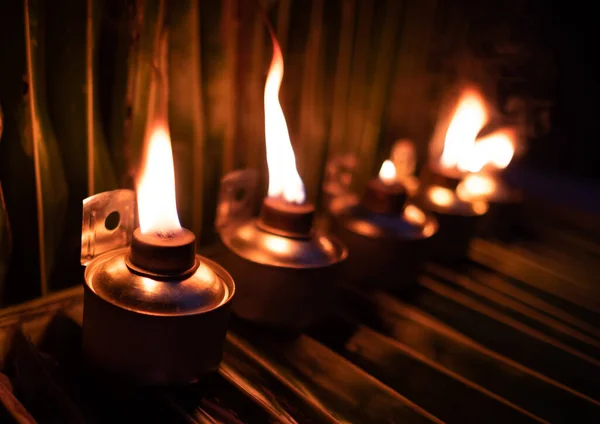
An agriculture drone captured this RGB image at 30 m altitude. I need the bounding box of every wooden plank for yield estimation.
[227,328,441,423]
[310,315,546,423]
[339,286,600,418]
[470,239,600,316]
[428,264,600,358]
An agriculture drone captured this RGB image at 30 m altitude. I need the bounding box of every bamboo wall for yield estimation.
[0,0,553,305]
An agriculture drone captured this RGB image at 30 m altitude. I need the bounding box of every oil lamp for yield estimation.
[418,185,488,261]
[455,128,522,239]
[216,29,346,329]
[330,156,438,290]
[418,87,491,260]
[81,117,234,385]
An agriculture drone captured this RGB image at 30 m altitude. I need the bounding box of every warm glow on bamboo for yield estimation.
[264,33,305,204]
[137,125,182,235]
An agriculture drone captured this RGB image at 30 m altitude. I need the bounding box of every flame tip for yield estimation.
[137,125,182,234]
[264,31,305,204]
[379,160,397,185]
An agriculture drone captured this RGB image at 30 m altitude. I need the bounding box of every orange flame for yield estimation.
[137,124,181,235]
[378,160,396,185]
[439,88,515,174]
[460,128,516,173]
[440,89,488,170]
[264,34,305,204]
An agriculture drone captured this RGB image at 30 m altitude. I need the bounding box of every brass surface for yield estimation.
[219,219,347,269]
[330,195,438,240]
[419,193,488,216]
[83,252,235,384]
[85,249,233,315]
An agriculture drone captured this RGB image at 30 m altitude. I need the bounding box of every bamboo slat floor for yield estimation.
[1,231,599,423]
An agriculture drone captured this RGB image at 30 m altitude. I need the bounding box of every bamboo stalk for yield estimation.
[83,0,118,196]
[233,0,265,174]
[328,0,356,159]
[297,0,325,202]
[345,0,373,158]
[197,1,230,243]
[0,105,10,294]
[221,0,238,173]
[384,0,436,160]
[189,0,205,237]
[86,0,95,196]
[107,1,136,186]
[167,0,205,235]
[0,186,9,296]
[23,0,46,296]
[23,0,69,296]
[275,0,291,55]
[404,0,438,159]
[246,1,266,173]
[356,0,402,186]
[127,0,165,183]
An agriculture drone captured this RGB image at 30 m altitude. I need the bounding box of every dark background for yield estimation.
[523,2,598,179]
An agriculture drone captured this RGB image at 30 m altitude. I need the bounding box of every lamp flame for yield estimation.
[439,88,515,174]
[137,125,182,235]
[264,33,305,204]
[459,128,515,173]
[378,160,397,185]
[441,89,488,170]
